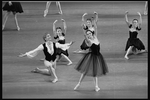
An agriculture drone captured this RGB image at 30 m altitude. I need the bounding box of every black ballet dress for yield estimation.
[2,2,23,14]
[80,26,94,50]
[54,33,69,56]
[75,43,108,77]
[43,42,57,62]
[125,24,145,51]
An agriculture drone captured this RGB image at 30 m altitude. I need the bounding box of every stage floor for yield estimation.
[2,1,148,99]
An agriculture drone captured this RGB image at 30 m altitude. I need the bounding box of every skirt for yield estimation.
[125,38,145,51]
[75,52,108,77]
[2,2,23,13]
[56,48,69,56]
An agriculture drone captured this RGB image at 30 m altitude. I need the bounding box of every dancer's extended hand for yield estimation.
[19,53,27,57]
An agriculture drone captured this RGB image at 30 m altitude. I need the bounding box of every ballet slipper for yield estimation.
[58,11,62,15]
[40,58,45,61]
[124,55,129,60]
[74,83,80,90]
[31,67,39,73]
[95,86,100,92]
[2,25,5,30]
[52,78,58,83]
[44,10,48,17]
[17,27,20,31]
[67,62,72,66]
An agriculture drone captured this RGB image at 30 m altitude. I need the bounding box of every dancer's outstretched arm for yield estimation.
[82,13,88,35]
[137,12,142,28]
[93,11,98,36]
[125,11,130,27]
[53,20,58,37]
[62,19,67,34]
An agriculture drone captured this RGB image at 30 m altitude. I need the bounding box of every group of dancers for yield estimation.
[2,1,147,92]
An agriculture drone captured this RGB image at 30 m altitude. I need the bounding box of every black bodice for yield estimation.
[43,43,57,62]
[90,43,100,55]
[129,31,138,39]
[58,39,65,44]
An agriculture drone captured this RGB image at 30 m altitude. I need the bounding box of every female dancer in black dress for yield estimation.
[74,25,108,91]
[53,19,73,65]
[2,1,23,31]
[74,11,98,53]
[124,11,147,59]
[19,33,73,83]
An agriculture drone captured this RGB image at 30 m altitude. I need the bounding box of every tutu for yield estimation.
[56,48,69,56]
[55,39,69,56]
[125,38,145,51]
[2,2,23,13]
[75,43,108,77]
[80,39,90,50]
[125,31,145,51]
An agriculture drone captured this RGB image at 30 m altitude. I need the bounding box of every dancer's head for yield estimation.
[56,27,62,36]
[132,19,138,27]
[43,32,52,42]
[86,18,92,28]
[86,30,93,39]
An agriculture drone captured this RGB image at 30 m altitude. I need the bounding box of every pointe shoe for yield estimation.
[44,10,48,17]
[52,78,58,83]
[95,86,100,92]
[17,27,20,31]
[31,67,39,73]
[58,11,63,15]
[144,12,147,15]
[74,83,80,90]
[2,25,5,30]
[67,62,72,66]
[124,55,129,60]
[40,58,45,61]
[141,50,147,53]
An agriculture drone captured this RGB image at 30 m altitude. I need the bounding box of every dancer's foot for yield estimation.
[2,25,5,30]
[67,62,72,66]
[52,78,58,83]
[58,11,63,15]
[44,10,48,17]
[40,58,45,61]
[124,55,129,60]
[73,50,85,53]
[144,12,147,15]
[140,50,147,53]
[74,83,80,90]
[95,86,100,92]
[17,27,20,31]
[31,67,39,73]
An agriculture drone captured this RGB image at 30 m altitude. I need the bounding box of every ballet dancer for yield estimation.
[2,1,23,31]
[74,21,108,92]
[74,11,98,53]
[44,1,63,17]
[19,32,74,83]
[53,19,73,65]
[124,11,147,59]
